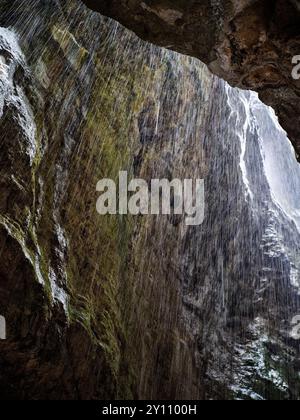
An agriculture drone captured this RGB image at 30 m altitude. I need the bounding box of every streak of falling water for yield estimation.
[225,84,254,200]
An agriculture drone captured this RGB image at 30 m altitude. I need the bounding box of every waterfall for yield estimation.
[251,94,300,231]
[0,0,300,400]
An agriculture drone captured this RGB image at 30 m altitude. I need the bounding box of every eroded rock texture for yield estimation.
[82,0,300,159]
[0,0,300,400]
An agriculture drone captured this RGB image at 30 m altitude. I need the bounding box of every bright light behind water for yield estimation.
[250,92,300,231]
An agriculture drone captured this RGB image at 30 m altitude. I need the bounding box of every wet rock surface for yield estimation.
[82,0,300,160]
[0,0,299,400]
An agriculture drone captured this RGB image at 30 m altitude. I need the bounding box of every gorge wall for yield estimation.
[0,0,299,400]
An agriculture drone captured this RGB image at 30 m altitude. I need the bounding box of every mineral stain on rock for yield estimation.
[0,0,299,400]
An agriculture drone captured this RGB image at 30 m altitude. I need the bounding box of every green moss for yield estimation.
[58,48,153,396]
[6,17,170,398]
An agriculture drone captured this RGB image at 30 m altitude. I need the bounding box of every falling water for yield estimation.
[0,0,300,400]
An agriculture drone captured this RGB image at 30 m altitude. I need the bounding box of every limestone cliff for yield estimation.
[0,0,299,400]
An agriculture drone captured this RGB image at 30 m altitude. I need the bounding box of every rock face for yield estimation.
[82,0,300,160]
[0,0,300,400]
